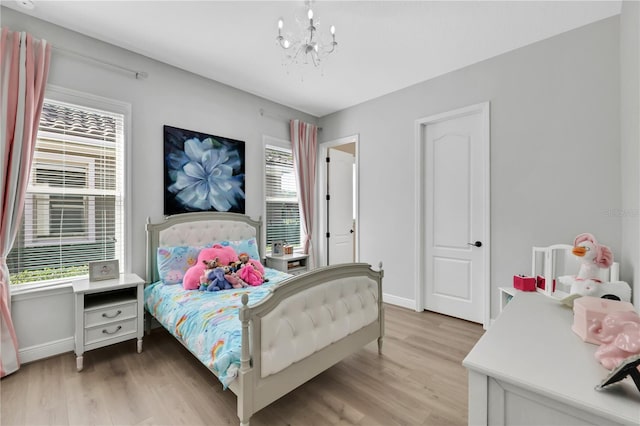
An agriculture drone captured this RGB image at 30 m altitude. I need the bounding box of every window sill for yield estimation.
[10,277,85,301]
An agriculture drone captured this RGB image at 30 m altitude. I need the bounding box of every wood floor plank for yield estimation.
[1,304,483,425]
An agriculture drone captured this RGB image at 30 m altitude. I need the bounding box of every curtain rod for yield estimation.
[259,108,322,131]
[52,46,148,80]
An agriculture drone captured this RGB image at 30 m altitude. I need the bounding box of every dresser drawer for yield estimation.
[84,301,137,328]
[84,317,137,346]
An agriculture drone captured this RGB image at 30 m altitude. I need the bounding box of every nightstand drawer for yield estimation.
[84,317,137,345]
[84,301,137,328]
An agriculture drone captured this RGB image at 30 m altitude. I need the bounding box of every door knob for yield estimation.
[468,241,482,248]
[349,229,354,234]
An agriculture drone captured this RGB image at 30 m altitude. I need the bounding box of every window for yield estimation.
[8,94,127,286]
[264,143,301,252]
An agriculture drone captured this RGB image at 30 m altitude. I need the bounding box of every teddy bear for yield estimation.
[199,257,219,289]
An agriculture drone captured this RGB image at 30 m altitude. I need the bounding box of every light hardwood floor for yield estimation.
[1,304,484,426]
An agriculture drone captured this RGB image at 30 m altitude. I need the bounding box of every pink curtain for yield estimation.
[290,120,317,268]
[0,28,51,377]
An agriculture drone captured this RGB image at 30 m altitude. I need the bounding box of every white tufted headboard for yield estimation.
[146,212,262,283]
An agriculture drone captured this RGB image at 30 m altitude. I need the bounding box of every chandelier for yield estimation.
[276,2,337,67]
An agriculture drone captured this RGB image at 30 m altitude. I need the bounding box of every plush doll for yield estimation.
[559,233,631,302]
[199,258,219,290]
[572,233,613,282]
[204,267,232,292]
[237,255,267,286]
[593,311,640,370]
[223,266,248,289]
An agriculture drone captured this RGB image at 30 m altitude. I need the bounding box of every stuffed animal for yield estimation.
[572,233,613,281]
[199,258,219,290]
[223,266,248,289]
[203,267,232,292]
[594,311,640,370]
[558,233,631,302]
[237,257,268,286]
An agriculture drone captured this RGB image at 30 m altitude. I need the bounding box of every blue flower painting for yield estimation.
[164,125,245,215]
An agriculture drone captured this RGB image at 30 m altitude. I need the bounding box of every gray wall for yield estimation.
[620,1,640,308]
[319,17,624,319]
[2,7,316,361]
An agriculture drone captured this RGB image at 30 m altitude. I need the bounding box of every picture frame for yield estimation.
[89,260,120,282]
[164,125,245,215]
[272,241,284,256]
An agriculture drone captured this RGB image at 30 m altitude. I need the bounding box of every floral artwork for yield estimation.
[164,125,245,215]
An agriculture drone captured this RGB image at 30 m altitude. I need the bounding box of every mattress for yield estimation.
[144,267,292,387]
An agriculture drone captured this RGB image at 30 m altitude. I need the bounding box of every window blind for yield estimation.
[8,99,125,285]
[265,145,301,250]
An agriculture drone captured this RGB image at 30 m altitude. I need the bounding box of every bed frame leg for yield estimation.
[377,337,383,354]
[240,420,250,426]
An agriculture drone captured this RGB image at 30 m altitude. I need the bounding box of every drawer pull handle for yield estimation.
[102,310,122,319]
[102,325,122,335]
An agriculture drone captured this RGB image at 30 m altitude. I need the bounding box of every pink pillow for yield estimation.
[182,245,239,290]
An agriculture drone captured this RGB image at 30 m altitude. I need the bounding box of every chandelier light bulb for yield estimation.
[307,9,313,20]
[330,25,335,35]
[283,39,290,48]
[278,19,284,29]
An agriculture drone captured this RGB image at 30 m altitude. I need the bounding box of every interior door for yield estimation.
[424,110,487,323]
[327,148,354,264]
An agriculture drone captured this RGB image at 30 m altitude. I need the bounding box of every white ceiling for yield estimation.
[3,1,622,117]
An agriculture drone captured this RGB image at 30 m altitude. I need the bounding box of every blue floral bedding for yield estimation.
[144,267,292,388]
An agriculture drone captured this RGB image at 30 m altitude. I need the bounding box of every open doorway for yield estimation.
[319,135,358,266]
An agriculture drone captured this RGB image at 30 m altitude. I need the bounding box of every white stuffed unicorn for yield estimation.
[559,233,631,302]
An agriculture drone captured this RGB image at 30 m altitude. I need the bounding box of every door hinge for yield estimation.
[326,232,330,238]
[326,194,330,201]
[326,157,330,163]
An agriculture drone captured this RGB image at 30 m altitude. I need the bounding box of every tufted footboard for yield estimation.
[236,263,384,426]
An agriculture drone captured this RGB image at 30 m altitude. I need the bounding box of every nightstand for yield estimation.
[266,253,309,276]
[72,273,144,371]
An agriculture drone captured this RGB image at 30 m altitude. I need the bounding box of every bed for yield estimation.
[144,211,384,426]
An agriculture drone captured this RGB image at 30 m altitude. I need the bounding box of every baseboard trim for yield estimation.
[19,337,74,364]
[382,293,416,310]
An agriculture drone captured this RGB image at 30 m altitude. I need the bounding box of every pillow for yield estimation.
[183,245,239,290]
[213,237,261,261]
[157,246,200,284]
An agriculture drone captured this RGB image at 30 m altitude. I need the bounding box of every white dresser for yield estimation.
[463,292,640,425]
[72,273,144,371]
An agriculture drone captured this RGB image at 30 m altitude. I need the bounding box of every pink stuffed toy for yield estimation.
[183,245,238,290]
[573,233,614,280]
[236,252,267,286]
[223,266,248,289]
[594,311,640,370]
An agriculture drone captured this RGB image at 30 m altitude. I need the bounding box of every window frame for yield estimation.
[262,135,303,255]
[10,85,132,292]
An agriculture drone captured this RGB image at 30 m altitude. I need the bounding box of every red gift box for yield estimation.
[513,275,536,291]
[536,275,556,292]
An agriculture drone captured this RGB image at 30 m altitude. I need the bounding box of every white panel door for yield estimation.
[328,148,354,264]
[424,110,486,323]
